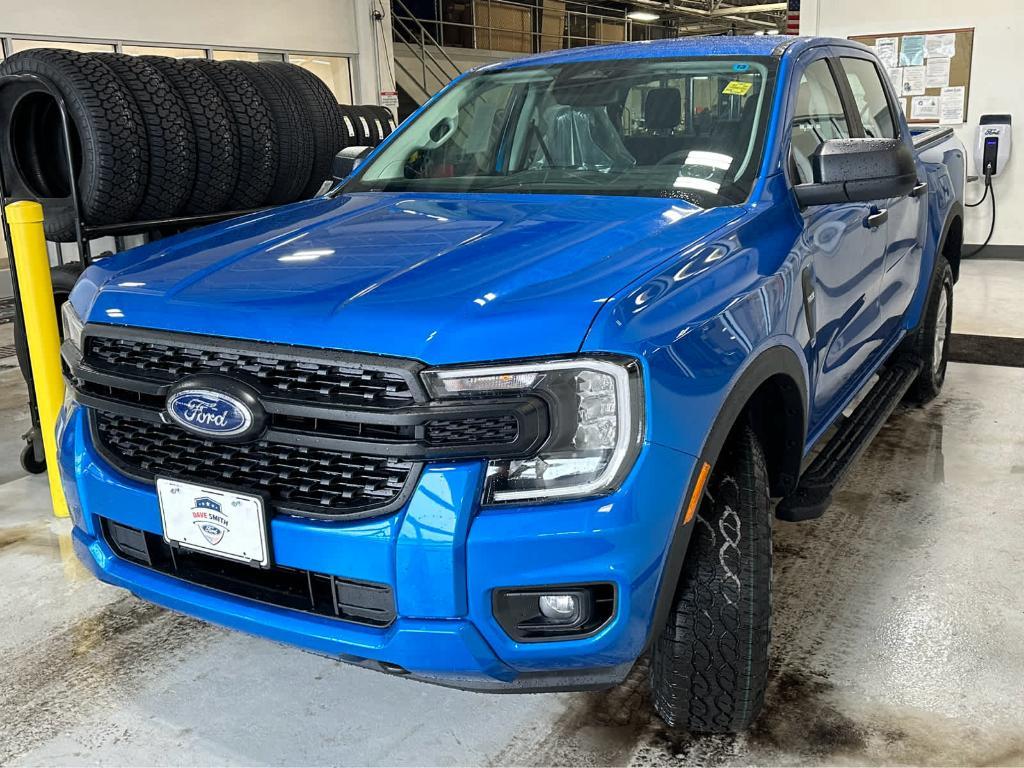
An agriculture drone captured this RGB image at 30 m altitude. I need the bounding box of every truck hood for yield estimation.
[75,192,740,364]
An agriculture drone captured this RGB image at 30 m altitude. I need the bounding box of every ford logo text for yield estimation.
[166,389,254,438]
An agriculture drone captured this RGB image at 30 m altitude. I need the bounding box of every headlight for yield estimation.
[422,357,643,503]
[61,300,85,351]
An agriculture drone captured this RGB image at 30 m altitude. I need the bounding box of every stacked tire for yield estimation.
[0,49,396,241]
[336,104,396,148]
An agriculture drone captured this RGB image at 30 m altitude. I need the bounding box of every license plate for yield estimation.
[157,479,269,567]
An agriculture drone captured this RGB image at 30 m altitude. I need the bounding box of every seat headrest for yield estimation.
[644,87,680,132]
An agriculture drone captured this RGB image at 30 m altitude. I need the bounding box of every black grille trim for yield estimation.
[82,324,427,409]
[102,519,397,627]
[91,410,421,520]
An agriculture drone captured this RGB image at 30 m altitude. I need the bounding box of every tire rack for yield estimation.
[0,71,266,473]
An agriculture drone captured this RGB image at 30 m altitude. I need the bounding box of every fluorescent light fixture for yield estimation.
[627,10,660,21]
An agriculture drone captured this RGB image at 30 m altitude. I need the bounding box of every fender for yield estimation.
[905,200,964,339]
[644,343,808,650]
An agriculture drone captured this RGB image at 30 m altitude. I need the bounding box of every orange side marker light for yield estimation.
[683,461,711,525]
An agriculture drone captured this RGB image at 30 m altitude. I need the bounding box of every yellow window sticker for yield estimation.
[722,80,753,96]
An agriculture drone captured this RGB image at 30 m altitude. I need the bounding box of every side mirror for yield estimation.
[794,138,916,207]
[332,146,373,181]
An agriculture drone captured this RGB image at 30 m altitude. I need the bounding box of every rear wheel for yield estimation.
[650,427,772,733]
[906,256,953,404]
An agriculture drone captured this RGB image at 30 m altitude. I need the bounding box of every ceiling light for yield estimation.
[627,10,660,21]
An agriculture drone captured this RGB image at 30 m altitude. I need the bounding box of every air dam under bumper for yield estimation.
[58,402,697,690]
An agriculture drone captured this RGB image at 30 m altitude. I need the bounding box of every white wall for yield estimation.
[802,0,1020,247]
[0,0,394,104]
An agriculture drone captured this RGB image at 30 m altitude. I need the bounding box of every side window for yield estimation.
[841,57,897,139]
[790,59,851,184]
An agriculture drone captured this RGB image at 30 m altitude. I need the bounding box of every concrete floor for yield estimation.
[953,259,1024,339]
[2,356,1023,766]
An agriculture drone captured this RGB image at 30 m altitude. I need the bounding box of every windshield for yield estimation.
[347,57,777,208]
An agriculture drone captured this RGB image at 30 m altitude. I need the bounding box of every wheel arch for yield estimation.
[941,205,964,283]
[644,343,807,649]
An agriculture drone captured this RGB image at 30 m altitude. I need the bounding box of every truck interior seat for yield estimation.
[624,87,686,165]
[534,105,636,171]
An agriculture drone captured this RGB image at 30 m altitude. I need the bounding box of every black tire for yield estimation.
[364,105,397,139]
[141,56,238,215]
[93,53,195,220]
[0,49,147,241]
[650,427,772,734]
[338,104,377,146]
[258,62,345,197]
[906,256,953,404]
[14,262,85,383]
[355,105,386,146]
[336,104,361,147]
[224,61,314,204]
[188,58,276,210]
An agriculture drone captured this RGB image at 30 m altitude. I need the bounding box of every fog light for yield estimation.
[538,594,579,621]
[493,583,616,642]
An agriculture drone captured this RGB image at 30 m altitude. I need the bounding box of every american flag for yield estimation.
[786,0,801,35]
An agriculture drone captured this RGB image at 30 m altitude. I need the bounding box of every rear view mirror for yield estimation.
[332,146,373,181]
[794,138,916,207]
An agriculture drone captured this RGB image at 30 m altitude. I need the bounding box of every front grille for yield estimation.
[103,519,396,627]
[93,411,418,519]
[71,328,546,521]
[85,335,416,408]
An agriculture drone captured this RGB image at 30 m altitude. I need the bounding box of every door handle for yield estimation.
[865,208,888,229]
[910,181,928,198]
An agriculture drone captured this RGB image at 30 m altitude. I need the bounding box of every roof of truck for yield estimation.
[481,35,858,70]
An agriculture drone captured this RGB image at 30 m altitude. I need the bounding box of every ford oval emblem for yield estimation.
[166,389,254,438]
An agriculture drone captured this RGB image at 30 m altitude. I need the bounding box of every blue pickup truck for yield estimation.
[58,35,964,732]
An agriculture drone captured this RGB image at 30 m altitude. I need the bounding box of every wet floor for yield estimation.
[2,361,1023,766]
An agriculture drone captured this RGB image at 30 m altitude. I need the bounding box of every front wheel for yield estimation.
[650,427,772,733]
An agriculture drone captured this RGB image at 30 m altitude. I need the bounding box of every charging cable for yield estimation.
[963,164,996,257]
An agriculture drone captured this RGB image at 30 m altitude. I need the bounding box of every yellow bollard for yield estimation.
[6,201,70,518]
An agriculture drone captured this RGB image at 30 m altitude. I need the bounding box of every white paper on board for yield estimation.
[875,37,899,68]
[925,57,950,89]
[939,86,966,125]
[900,35,926,66]
[902,66,926,96]
[887,67,905,94]
[911,96,939,121]
[925,32,956,59]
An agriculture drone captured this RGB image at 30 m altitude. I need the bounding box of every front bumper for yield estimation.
[58,401,697,690]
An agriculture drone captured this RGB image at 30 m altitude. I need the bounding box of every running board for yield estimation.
[776,358,922,522]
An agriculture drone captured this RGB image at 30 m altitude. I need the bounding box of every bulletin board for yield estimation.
[848,27,974,125]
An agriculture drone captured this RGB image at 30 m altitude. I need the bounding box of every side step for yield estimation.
[776,358,922,522]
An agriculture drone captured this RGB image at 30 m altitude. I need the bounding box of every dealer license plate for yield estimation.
[157,478,269,567]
